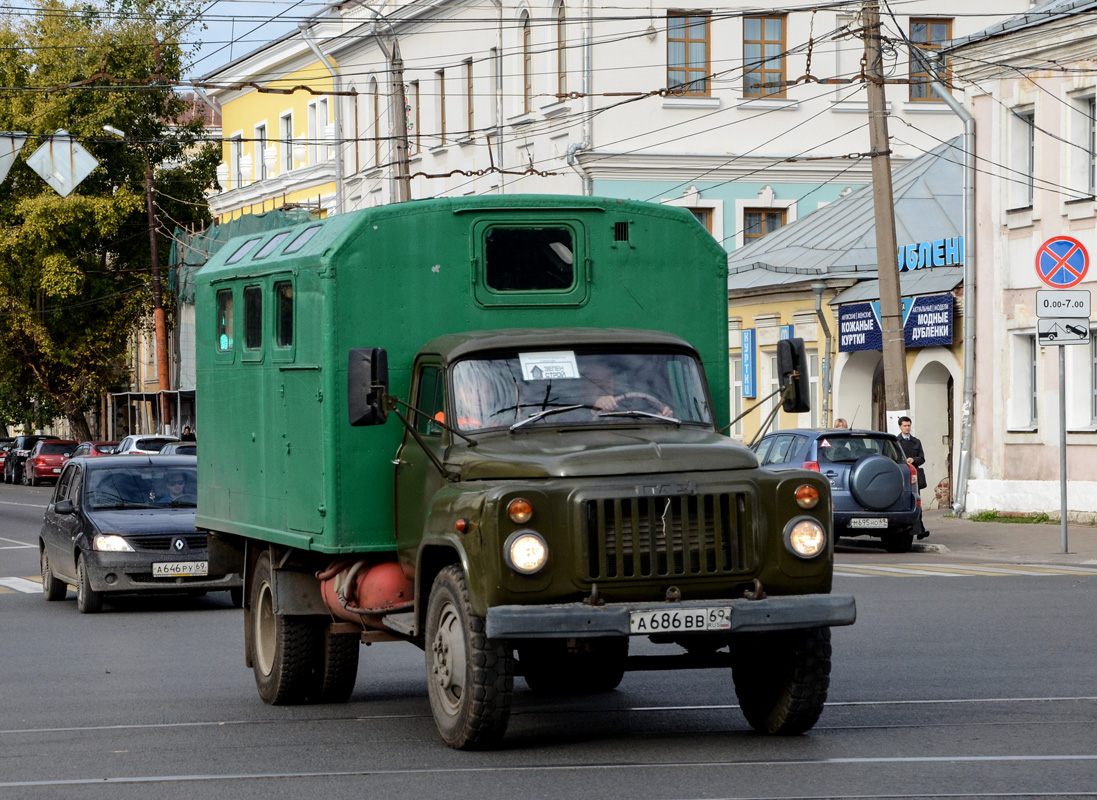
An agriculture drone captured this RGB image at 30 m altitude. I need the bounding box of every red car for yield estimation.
[24,439,77,486]
[66,441,120,460]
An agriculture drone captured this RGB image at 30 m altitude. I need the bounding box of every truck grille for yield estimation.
[583,493,755,580]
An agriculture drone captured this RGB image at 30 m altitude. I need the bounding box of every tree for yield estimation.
[0,0,217,441]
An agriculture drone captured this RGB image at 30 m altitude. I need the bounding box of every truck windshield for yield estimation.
[450,350,713,431]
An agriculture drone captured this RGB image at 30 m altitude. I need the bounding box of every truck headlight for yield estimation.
[784,517,826,559]
[504,530,548,574]
[94,535,135,552]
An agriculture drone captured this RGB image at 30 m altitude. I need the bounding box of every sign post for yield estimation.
[1035,238,1091,553]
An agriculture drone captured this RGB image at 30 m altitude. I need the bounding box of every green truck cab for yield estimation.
[196,195,855,749]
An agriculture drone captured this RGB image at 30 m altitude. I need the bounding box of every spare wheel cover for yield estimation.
[848,455,904,510]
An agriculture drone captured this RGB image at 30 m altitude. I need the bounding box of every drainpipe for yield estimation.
[300,20,345,215]
[930,57,976,515]
[565,0,593,194]
[812,282,833,428]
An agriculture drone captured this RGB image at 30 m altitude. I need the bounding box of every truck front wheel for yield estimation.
[425,565,514,749]
[250,551,323,705]
[731,626,831,735]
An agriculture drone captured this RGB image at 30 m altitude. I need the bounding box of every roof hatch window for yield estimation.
[485,227,575,291]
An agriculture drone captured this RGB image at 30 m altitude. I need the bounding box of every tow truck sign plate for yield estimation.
[1037,319,1091,346]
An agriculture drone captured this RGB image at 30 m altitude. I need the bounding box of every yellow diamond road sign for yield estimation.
[26,129,99,197]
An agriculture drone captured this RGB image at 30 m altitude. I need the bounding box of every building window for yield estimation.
[908,18,951,101]
[556,1,567,98]
[411,81,421,154]
[349,85,360,173]
[1010,108,1036,209]
[1029,335,1039,425]
[809,351,819,428]
[744,15,785,98]
[689,208,712,232]
[1091,334,1097,423]
[667,13,709,95]
[465,59,475,137]
[744,208,785,243]
[370,77,381,167]
[437,69,447,144]
[254,123,267,181]
[522,12,533,113]
[1090,97,1096,197]
[280,112,293,172]
[768,354,781,424]
[230,134,244,188]
[307,98,329,164]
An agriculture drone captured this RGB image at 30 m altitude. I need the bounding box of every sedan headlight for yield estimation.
[93,535,134,552]
[504,530,548,574]
[784,517,826,559]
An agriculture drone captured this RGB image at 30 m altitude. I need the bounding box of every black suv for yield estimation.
[4,434,61,485]
[751,428,922,552]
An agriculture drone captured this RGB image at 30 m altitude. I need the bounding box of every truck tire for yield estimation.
[731,626,831,735]
[425,565,514,750]
[518,637,628,694]
[41,549,67,601]
[76,554,102,614]
[309,627,360,704]
[250,551,323,705]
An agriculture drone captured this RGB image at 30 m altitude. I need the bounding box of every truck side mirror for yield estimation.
[348,348,390,426]
[776,338,811,414]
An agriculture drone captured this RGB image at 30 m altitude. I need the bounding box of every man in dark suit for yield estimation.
[897,415,929,538]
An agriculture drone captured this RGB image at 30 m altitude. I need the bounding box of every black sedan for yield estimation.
[752,427,922,552]
[38,455,242,613]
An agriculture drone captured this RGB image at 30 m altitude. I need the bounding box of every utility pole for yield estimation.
[391,39,411,203]
[144,155,171,430]
[864,0,909,424]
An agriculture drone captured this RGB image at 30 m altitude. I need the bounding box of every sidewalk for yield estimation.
[902,508,1097,565]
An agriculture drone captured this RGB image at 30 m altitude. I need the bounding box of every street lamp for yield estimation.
[104,124,171,431]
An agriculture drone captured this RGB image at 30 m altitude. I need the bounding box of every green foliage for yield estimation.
[0,0,217,436]
[969,510,1053,524]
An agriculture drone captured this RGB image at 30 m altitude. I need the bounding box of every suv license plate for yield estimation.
[152,561,208,577]
[629,607,732,634]
[849,517,888,529]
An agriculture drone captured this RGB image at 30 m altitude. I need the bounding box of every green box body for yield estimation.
[196,195,839,615]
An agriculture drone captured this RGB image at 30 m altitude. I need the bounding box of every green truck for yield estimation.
[196,195,855,749]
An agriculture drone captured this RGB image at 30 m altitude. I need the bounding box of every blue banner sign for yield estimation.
[898,237,964,272]
[742,329,756,398]
[838,294,954,352]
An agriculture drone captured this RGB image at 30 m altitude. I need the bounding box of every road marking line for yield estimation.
[0,536,36,549]
[835,562,1097,577]
[0,577,42,593]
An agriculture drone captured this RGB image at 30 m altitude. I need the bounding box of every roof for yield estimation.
[727,137,965,292]
[946,0,1097,50]
[831,266,963,305]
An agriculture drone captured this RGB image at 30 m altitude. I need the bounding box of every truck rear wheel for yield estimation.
[250,551,322,705]
[309,628,360,704]
[518,637,628,694]
[731,626,831,735]
[425,565,513,750]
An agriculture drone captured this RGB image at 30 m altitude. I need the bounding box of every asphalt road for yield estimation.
[2,482,1096,799]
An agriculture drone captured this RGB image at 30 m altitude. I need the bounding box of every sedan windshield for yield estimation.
[450,350,712,431]
[84,464,198,509]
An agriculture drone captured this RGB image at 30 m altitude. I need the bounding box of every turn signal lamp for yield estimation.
[455,518,470,534]
[795,484,820,509]
[504,531,548,574]
[507,498,533,524]
[784,518,826,559]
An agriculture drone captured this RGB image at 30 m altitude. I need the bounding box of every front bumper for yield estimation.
[83,551,242,594]
[486,593,856,639]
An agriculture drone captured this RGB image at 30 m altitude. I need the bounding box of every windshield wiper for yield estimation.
[509,404,588,431]
[597,410,681,424]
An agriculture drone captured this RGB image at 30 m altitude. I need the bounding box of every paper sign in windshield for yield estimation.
[519,351,579,380]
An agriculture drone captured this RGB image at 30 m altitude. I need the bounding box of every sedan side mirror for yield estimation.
[53,499,75,515]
